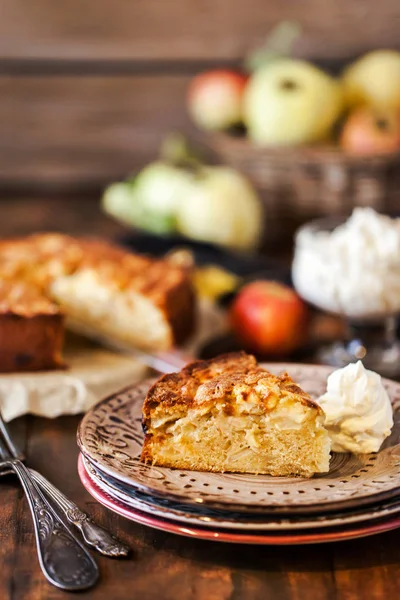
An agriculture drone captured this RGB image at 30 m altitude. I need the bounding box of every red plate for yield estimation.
[78,455,400,545]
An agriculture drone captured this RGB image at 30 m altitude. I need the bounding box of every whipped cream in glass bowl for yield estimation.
[292,208,400,376]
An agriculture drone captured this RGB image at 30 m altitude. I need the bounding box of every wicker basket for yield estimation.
[210,132,400,247]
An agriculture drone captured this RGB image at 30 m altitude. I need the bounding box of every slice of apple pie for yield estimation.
[141,352,331,477]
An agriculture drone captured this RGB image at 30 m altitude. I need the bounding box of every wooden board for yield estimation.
[0,75,197,187]
[1,0,400,63]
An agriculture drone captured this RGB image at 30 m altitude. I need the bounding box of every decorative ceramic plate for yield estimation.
[81,454,400,531]
[78,364,400,515]
[78,456,400,545]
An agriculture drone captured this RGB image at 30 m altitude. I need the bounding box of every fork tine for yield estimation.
[0,412,22,459]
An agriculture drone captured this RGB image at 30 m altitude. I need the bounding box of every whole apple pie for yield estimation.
[141,352,331,477]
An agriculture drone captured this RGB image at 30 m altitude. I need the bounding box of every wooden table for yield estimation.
[1,196,400,600]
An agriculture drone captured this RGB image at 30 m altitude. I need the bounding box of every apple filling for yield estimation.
[143,379,331,477]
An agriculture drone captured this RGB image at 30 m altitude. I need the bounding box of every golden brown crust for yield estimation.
[143,351,257,415]
[142,352,322,434]
[0,280,60,316]
[143,351,254,416]
[0,233,196,357]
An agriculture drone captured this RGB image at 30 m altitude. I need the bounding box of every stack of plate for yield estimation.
[77,364,400,545]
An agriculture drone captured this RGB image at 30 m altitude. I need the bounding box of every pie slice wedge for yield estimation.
[141,352,331,477]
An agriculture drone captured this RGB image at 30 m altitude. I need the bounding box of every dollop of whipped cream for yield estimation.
[318,361,393,453]
[292,207,400,317]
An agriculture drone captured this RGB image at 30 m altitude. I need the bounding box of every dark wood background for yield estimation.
[1,1,400,191]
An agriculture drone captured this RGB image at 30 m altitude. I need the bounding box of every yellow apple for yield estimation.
[243,59,343,146]
[343,50,400,109]
[176,167,263,250]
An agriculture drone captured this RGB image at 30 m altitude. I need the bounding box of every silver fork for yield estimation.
[0,431,99,591]
[0,414,130,558]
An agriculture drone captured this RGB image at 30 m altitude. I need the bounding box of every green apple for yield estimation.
[342,50,400,110]
[102,162,191,235]
[176,166,263,250]
[244,59,343,145]
[103,154,264,249]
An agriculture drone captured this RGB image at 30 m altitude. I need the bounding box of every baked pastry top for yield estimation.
[0,280,59,316]
[141,352,331,477]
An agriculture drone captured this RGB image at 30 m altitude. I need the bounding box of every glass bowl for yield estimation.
[292,216,400,377]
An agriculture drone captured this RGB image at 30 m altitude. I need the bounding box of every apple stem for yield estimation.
[244,21,303,72]
[160,132,203,172]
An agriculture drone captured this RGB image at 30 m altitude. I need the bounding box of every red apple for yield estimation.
[340,107,400,155]
[230,281,309,356]
[187,69,248,131]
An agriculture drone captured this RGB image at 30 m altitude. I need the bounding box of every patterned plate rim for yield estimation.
[77,363,400,515]
[80,454,400,531]
[78,455,400,545]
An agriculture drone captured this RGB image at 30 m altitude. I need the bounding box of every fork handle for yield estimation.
[30,469,130,557]
[69,511,130,558]
[8,460,99,591]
